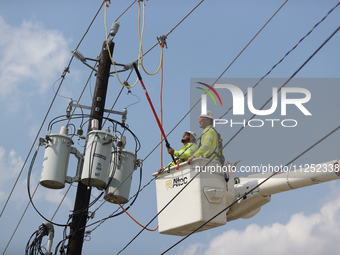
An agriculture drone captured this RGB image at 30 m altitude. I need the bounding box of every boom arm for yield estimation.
[227,159,340,221]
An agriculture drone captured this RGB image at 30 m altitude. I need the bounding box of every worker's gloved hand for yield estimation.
[167,148,175,155]
[187,155,196,165]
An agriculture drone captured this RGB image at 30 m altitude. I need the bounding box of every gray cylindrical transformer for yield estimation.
[40,134,73,189]
[104,150,136,204]
[81,130,113,188]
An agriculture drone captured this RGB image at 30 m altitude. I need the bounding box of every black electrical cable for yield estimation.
[66,137,101,248]
[48,114,141,155]
[49,114,89,132]
[80,162,143,234]
[67,168,141,244]
[54,217,72,254]
[68,123,77,138]
[117,167,202,254]
[25,224,48,255]
[104,148,119,191]
[46,113,140,221]
[68,116,141,216]
[38,112,143,245]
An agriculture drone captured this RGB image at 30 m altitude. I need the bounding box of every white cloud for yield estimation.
[0,16,69,98]
[178,243,207,255]
[0,145,73,213]
[0,146,24,202]
[181,192,340,255]
[43,188,73,209]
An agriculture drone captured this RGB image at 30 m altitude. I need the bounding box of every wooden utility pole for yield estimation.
[67,40,114,255]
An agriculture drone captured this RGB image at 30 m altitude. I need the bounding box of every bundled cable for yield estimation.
[25,224,48,255]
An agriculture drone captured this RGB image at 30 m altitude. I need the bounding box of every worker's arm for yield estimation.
[174,143,198,161]
[193,129,215,158]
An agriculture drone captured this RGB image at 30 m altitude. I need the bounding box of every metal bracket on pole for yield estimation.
[70,102,125,116]
[65,147,84,183]
[70,102,127,123]
[71,49,98,73]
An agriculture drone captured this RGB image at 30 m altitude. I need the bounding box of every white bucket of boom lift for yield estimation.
[153,158,235,236]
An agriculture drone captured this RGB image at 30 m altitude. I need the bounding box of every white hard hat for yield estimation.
[183,131,198,142]
[199,110,214,120]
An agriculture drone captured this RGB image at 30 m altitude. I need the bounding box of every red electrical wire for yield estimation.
[115,200,159,231]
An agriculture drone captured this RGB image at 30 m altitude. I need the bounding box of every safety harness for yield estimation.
[199,126,225,166]
[199,127,228,186]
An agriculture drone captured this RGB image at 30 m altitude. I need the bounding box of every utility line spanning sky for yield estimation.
[0,1,340,254]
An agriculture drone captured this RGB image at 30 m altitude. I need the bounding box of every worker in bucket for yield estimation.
[187,110,225,165]
[158,131,198,173]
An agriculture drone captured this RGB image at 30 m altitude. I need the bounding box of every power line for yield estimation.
[67,62,98,127]
[141,0,205,58]
[153,0,338,150]
[220,0,340,118]
[213,0,288,86]
[82,174,156,233]
[2,183,40,255]
[223,24,340,149]
[152,0,339,161]
[142,0,288,162]
[102,86,124,128]
[26,147,70,227]
[115,0,137,22]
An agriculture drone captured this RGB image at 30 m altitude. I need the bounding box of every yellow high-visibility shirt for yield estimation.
[166,142,198,167]
[193,125,224,160]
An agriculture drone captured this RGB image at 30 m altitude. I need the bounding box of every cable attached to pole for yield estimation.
[132,62,176,164]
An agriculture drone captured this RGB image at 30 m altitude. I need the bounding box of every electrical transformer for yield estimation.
[104,150,136,204]
[40,132,73,189]
[81,130,113,188]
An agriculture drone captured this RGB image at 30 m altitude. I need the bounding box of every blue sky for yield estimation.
[1,1,340,254]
